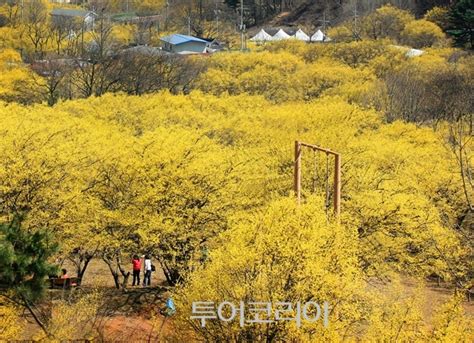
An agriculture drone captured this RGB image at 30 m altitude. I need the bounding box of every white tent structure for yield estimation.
[250,29,273,42]
[311,29,330,42]
[272,29,291,41]
[293,29,310,42]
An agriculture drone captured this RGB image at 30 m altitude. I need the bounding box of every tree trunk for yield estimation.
[102,253,130,290]
[103,255,121,289]
[69,249,96,286]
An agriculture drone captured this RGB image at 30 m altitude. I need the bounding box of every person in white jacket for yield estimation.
[143,255,152,286]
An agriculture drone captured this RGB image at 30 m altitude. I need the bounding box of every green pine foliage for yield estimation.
[0,217,58,302]
[448,0,474,49]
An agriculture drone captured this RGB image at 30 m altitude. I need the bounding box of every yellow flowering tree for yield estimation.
[362,5,414,41]
[0,302,23,341]
[0,49,42,104]
[174,197,364,342]
[401,19,445,48]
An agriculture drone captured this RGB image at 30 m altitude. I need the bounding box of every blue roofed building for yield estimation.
[160,34,208,54]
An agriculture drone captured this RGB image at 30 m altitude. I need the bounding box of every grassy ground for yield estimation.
[61,258,168,288]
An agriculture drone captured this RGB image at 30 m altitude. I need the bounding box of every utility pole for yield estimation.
[240,0,245,50]
[318,10,330,33]
[81,23,84,56]
[316,10,330,42]
[187,0,192,35]
[353,1,358,26]
[165,0,170,30]
[352,0,360,40]
[317,0,330,34]
[215,0,219,38]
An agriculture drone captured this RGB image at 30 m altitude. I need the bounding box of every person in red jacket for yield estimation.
[60,269,69,279]
[132,255,141,286]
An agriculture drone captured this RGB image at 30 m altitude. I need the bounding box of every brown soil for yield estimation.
[13,259,474,341]
[102,314,174,342]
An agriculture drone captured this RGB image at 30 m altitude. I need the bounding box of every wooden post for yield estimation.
[294,141,302,204]
[334,153,341,217]
[293,141,341,217]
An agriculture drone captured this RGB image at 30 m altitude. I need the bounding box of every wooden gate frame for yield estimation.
[294,141,341,216]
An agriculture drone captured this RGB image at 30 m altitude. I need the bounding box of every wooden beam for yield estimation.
[334,153,341,217]
[299,142,338,156]
[294,141,302,204]
[293,141,341,217]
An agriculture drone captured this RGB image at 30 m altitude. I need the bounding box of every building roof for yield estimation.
[111,12,138,22]
[51,8,95,17]
[112,12,161,23]
[195,36,216,43]
[160,34,208,46]
[121,45,171,56]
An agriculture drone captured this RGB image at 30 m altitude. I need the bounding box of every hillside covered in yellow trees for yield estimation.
[0,1,473,342]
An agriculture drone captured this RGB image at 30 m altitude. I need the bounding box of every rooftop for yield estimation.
[120,45,170,56]
[111,12,137,21]
[160,34,208,46]
[51,8,95,17]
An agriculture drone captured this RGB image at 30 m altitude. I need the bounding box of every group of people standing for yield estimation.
[132,254,154,287]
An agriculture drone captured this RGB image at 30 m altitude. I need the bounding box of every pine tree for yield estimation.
[0,217,58,302]
[447,0,474,49]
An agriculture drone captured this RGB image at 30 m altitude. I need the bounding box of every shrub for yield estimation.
[424,6,450,31]
[327,24,356,42]
[174,198,364,342]
[303,40,389,67]
[362,5,414,41]
[401,20,445,48]
[0,303,23,340]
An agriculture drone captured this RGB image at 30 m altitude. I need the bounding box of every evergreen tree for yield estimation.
[0,217,58,303]
[447,0,474,48]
